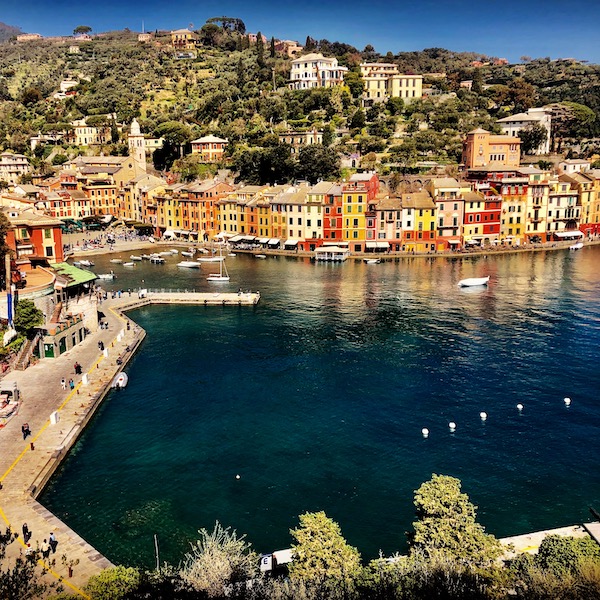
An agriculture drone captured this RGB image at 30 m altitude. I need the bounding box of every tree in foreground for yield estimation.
[409,474,504,568]
[179,521,258,598]
[289,511,362,597]
[14,299,44,339]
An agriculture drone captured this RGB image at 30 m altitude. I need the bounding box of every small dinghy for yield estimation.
[458,276,490,287]
[111,372,128,389]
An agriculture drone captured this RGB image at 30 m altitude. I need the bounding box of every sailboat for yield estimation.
[207,249,230,282]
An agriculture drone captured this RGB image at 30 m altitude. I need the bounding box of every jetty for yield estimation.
[0,289,259,596]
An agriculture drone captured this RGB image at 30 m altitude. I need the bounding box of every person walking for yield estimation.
[41,539,50,560]
[49,532,58,554]
[60,378,66,390]
[69,379,75,390]
[22,522,30,542]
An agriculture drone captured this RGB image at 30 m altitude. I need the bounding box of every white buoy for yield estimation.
[517,403,524,411]
[564,397,571,406]
[235,474,241,480]
[421,428,429,438]
[449,422,456,432]
[480,411,487,421]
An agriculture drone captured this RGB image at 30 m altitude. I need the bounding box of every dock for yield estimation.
[110,290,260,311]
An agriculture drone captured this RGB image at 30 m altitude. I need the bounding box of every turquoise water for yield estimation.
[41,248,600,567]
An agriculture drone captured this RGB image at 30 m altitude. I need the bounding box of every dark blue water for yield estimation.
[40,248,600,567]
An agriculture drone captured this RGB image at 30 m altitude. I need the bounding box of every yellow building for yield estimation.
[462,128,521,170]
[519,166,552,242]
[342,184,367,251]
[360,63,423,105]
[497,175,528,245]
[401,191,436,252]
[171,28,198,50]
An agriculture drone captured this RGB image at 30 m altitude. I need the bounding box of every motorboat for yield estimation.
[109,258,123,264]
[149,256,165,264]
[170,249,179,254]
[130,255,142,261]
[228,253,237,257]
[111,372,128,389]
[458,276,490,287]
[255,254,267,259]
[570,242,583,251]
[181,251,194,257]
[97,272,116,280]
[79,259,94,267]
[123,262,135,267]
[364,258,381,264]
[197,248,210,254]
[177,261,201,268]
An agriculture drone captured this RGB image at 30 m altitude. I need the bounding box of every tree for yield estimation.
[507,78,536,112]
[289,511,362,595]
[73,25,92,36]
[85,566,141,599]
[350,109,366,130]
[14,300,43,339]
[296,145,340,183]
[256,31,265,69]
[409,474,503,568]
[305,36,317,51]
[270,36,276,59]
[344,71,364,99]
[519,123,548,155]
[179,522,257,598]
[549,102,596,150]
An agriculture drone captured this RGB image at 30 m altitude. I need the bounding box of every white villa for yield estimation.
[496,108,552,155]
[289,53,348,89]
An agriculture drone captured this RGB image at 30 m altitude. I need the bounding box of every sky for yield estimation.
[3,0,600,64]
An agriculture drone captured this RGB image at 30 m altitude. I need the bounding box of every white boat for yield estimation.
[109,258,123,264]
[181,251,194,257]
[177,261,201,268]
[130,255,142,261]
[150,256,165,264]
[255,254,267,259]
[458,276,490,287]
[123,262,135,267]
[364,258,381,264]
[159,251,173,256]
[197,256,225,263]
[111,372,128,389]
[79,259,94,267]
[197,248,210,254]
[570,242,583,251]
[207,249,230,282]
[97,272,116,280]
[170,249,179,254]
[228,253,237,257]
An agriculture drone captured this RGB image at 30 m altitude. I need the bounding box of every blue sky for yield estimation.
[3,0,599,64]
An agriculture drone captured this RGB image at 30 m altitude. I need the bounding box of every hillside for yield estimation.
[0,26,598,179]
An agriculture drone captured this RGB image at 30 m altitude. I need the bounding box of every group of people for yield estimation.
[22,523,58,560]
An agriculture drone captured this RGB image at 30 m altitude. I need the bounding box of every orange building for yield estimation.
[462,128,521,170]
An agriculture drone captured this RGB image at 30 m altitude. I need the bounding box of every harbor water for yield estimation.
[40,247,600,567]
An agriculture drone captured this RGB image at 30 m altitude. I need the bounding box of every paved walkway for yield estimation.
[0,298,145,597]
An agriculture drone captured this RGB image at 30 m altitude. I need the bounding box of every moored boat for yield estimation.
[111,372,128,389]
[177,261,201,268]
[97,272,116,280]
[458,276,490,287]
[255,254,267,259]
[364,258,381,264]
[130,255,142,261]
[570,242,583,251]
[79,259,94,267]
[109,258,123,264]
[123,262,135,267]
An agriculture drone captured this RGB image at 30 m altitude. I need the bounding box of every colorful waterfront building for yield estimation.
[182,180,234,241]
[547,178,581,240]
[373,192,402,251]
[560,172,599,237]
[342,173,379,252]
[322,184,343,244]
[497,175,528,245]
[400,191,437,252]
[520,167,552,243]
[426,178,469,251]
[218,185,269,237]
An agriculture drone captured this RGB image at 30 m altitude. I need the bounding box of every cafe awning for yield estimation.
[228,235,243,242]
[284,239,299,246]
[554,230,583,238]
[258,237,270,244]
[268,238,280,245]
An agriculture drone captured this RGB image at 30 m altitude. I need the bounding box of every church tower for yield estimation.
[128,118,146,172]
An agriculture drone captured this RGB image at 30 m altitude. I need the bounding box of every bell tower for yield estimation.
[128,118,146,172]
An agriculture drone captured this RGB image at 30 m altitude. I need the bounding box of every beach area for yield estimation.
[1,233,600,596]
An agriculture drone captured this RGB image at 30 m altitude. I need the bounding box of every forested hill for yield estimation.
[0,26,598,178]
